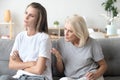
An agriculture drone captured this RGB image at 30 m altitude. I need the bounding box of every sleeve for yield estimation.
[38,37,52,60]
[92,40,104,62]
[10,34,20,56]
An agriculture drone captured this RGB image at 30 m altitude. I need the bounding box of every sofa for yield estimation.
[0,38,120,80]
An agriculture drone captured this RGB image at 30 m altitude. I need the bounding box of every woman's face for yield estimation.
[64,23,79,43]
[24,6,39,29]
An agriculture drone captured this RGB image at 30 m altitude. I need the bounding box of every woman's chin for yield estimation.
[24,24,28,27]
[24,23,28,26]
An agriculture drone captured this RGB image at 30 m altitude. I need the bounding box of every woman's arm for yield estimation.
[51,48,64,73]
[94,59,107,78]
[23,57,47,75]
[9,50,36,70]
[85,59,107,80]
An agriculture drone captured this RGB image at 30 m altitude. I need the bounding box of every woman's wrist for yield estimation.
[57,57,62,63]
[51,49,62,63]
[55,53,62,62]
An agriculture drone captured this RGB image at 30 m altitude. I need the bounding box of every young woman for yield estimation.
[0,2,52,80]
[51,15,107,80]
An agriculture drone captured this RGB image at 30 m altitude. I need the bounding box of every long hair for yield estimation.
[26,2,48,33]
[65,15,89,47]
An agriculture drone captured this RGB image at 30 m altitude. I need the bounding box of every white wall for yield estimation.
[0,0,120,37]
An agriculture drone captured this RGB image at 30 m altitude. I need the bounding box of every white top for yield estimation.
[10,31,52,80]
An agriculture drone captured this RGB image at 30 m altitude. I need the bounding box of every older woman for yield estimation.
[51,15,107,80]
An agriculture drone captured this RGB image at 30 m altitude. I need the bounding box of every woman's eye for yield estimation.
[69,30,73,33]
[29,14,34,17]
[25,11,28,14]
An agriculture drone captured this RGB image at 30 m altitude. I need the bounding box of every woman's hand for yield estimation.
[11,50,22,62]
[9,50,37,70]
[23,57,47,75]
[51,48,64,73]
[85,72,97,80]
[85,59,107,80]
[51,48,62,60]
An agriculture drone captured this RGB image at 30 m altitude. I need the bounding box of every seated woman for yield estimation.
[51,15,107,80]
[0,2,52,80]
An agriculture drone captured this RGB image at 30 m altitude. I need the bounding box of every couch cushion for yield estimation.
[104,76,120,80]
[0,61,16,76]
[97,38,120,76]
[51,40,65,77]
[0,39,16,76]
[0,39,14,61]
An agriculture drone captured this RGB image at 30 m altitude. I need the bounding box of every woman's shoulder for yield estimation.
[88,37,98,43]
[37,32,50,40]
[56,37,67,46]
[15,31,26,39]
[17,31,26,36]
[88,37,101,46]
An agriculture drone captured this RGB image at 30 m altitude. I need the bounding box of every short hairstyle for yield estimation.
[26,2,48,33]
[65,15,89,47]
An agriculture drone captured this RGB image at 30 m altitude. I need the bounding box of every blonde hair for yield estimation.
[65,15,89,47]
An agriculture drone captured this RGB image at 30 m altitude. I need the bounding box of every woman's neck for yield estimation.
[27,29,36,36]
[72,38,80,47]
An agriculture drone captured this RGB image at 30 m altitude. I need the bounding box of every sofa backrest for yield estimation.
[0,38,120,77]
[52,38,120,77]
[0,39,16,76]
[97,38,120,76]
[51,40,65,77]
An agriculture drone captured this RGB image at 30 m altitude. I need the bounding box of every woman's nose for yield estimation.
[25,15,29,19]
[65,31,68,36]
